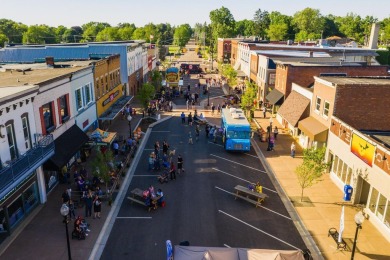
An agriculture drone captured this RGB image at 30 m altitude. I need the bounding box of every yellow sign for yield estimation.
[166,72,179,83]
[351,133,375,166]
[97,85,123,116]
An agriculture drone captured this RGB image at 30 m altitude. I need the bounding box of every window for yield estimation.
[6,123,18,160]
[75,88,83,110]
[84,83,92,105]
[42,102,55,132]
[95,79,100,98]
[385,200,390,228]
[315,96,321,112]
[21,115,32,150]
[369,188,379,213]
[58,95,69,123]
[377,194,387,220]
[323,101,330,117]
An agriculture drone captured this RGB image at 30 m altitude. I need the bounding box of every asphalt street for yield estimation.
[100,115,307,259]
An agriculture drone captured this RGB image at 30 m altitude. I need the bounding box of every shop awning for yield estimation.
[236,70,246,78]
[277,91,310,127]
[43,125,89,171]
[298,116,328,142]
[98,95,133,121]
[266,89,284,105]
[87,128,117,146]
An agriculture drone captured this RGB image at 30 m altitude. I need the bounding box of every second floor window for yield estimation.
[6,123,18,160]
[22,116,32,150]
[84,83,92,105]
[76,88,83,110]
[42,102,55,132]
[315,97,321,112]
[59,95,69,123]
[323,101,330,117]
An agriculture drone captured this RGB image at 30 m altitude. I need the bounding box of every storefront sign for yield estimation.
[102,90,120,107]
[330,119,352,145]
[374,148,390,175]
[351,133,375,167]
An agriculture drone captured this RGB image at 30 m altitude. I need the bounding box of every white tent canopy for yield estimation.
[173,246,306,260]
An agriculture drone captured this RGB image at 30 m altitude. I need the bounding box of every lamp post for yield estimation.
[351,211,365,260]
[60,204,72,260]
[207,83,210,107]
[127,115,132,138]
[266,117,273,151]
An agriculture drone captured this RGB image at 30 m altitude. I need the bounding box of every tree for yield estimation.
[209,6,236,41]
[381,17,390,44]
[322,15,341,39]
[137,83,156,109]
[219,63,237,90]
[150,70,162,90]
[295,147,329,201]
[0,19,28,44]
[132,27,146,40]
[22,25,57,44]
[0,33,8,47]
[91,149,115,203]
[292,8,325,41]
[235,19,254,37]
[240,80,258,120]
[118,24,136,40]
[267,11,292,41]
[334,13,367,44]
[62,26,83,43]
[173,24,192,48]
[96,27,120,41]
[82,22,111,41]
[252,9,270,39]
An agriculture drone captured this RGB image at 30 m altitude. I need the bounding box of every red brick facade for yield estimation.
[128,67,143,96]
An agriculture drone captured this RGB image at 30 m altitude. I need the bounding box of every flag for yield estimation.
[338,206,345,243]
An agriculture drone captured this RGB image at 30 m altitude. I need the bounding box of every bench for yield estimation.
[234,185,268,207]
[127,196,153,212]
[328,228,347,250]
[234,194,262,207]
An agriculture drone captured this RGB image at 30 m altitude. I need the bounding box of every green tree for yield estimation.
[91,149,115,203]
[137,83,156,109]
[62,26,83,43]
[381,17,390,44]
[118,23,136,40]
[173,24,192,48]
[0,33,8,47]
[55,25,67,42]
[132,27,146,40]
[150,70,162,90]
[334,13,369,44]
[0,19,27,43]
[240,81,258,120]
[252,9,270,39]
[96,27,120,41]
[295,147,329,201]
[82,22,111,41]
[235,19,254,37]
[322,15,341,39]
[22,25,57,44]
[219,63,237,90]
[267,11,292,41]
[209,6,236,41]
[292,8,325,41]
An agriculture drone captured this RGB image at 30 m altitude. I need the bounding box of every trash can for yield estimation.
[343,185,353,201]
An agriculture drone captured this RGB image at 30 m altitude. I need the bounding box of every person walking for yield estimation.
[93,195,102,219]
[84,193,93,218]
[273,126,279,140]
[186,99,189,111]
[291,142,296,158]
[195,125,200,141]
[211,103,215,116]
[262,106,267,118]
[177,154,185,174]
[169,162,176,180]
[188,131,193,144]
[188,112,193,126]
[181,112,185,124]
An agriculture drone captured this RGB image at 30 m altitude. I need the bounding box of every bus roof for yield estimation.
[222,108,250,127]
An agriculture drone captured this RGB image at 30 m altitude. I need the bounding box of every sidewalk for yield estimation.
[252,116,390,260]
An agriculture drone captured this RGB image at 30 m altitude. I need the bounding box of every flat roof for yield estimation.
[253,50,331,58]
[316,76,390,85]
[221,108,250,126]
[253,43,380,52]
[0,85,38,101]
[0,65,91,86]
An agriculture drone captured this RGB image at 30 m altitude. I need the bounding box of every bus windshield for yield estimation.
[226,130,250,139]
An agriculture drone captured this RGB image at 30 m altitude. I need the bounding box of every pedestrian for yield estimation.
[169,161,176,180]
[84,193,93,218]
[93,195,102,219]
[112,141,119,155]
[211,103,215,115]
[163,140,170,154]
[291,142,296,158]
[217,104,221,114]
[62,189,70,204]
[188,131,193,144]
[188,112,193,126]
[269,136,275,151]
[205,124,210,138]
[273,126,279,140]
[186,99,189,111]
[195,125,200,141]
[181,112,185,124]
[69,199,76,219]
[262,106,267,118]
[177,154,184,174]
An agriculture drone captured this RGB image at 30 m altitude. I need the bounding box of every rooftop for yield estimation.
[317,76,390,86]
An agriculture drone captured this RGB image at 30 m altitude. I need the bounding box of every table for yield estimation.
[130,188,161,210]
[234,185,268,208]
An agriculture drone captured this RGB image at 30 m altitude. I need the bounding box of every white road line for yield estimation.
[134,175,157,177]
[212,168,277,193]
[208,141,224,147]
[218,210,299,250]
[223,244,231,248]
[116,217,152,219]
[245,153,258,158]
[214,186,289,220]
[210,154,267,173]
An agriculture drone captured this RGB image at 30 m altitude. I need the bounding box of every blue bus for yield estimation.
[221,108,251,151]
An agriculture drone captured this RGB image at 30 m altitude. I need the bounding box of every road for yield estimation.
[100,115,307,259]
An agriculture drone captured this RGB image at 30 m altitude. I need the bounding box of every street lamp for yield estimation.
[351,211,365,260]
[266,117,273,151]
[207,83,210,107]
[127,115,132,138]
[60,204,72,260]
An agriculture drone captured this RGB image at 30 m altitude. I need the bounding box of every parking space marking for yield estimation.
[210,154,267,173]
[213,168,277,193]
[223,244,231,248]
[116,217,152,219]
[245,153,258,158]
[151,131,171,133]
[218,210,299,250]
[215,186,290,220]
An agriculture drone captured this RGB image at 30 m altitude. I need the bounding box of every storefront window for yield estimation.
[332,156,339,173]
[341,164,347,183]
[8,196,24,228]
[369,188,379,213]
[376,194,387,220]
[23,184,38,213]
[337,160,343,178]
[385,201,390,228]
[346,168,353,185]
[45,171,58,193]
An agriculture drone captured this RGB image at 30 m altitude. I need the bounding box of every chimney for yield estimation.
[45,56,55,67]
[368,23,380,49]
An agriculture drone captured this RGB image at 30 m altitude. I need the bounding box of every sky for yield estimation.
[1,0,389,28]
